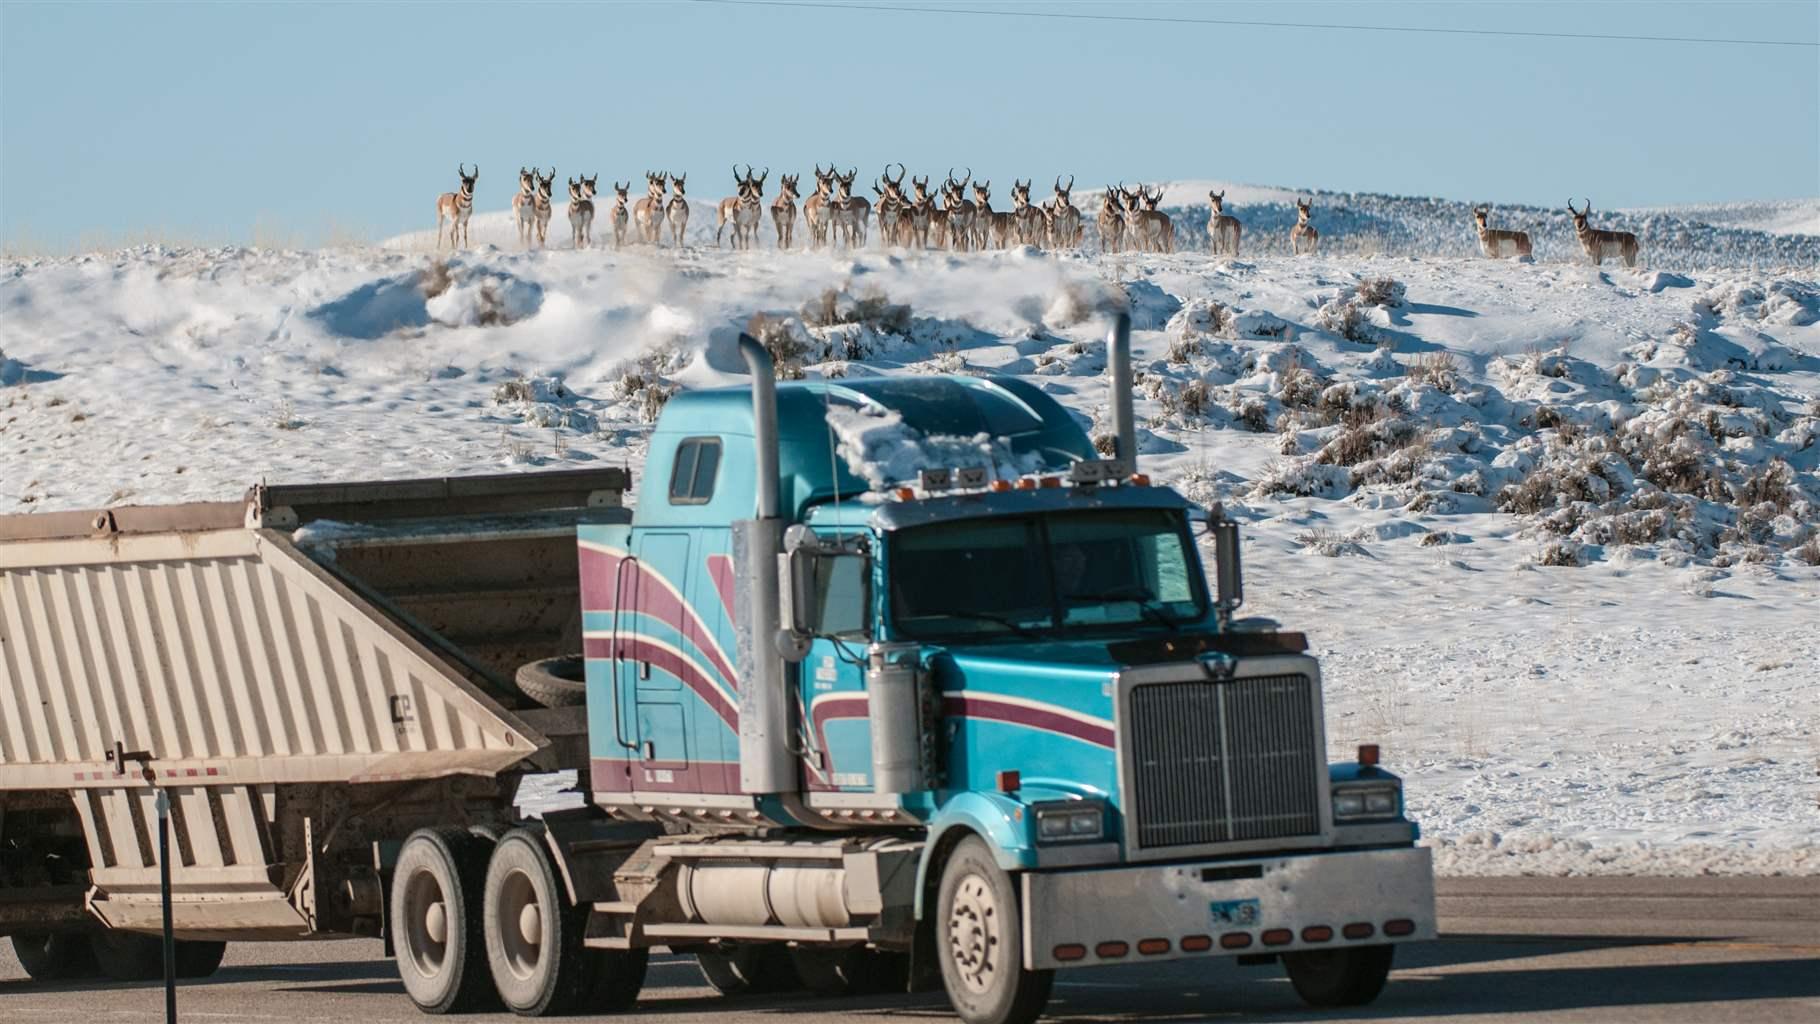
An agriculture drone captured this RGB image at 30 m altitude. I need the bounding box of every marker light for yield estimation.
[1358,743,1380,766]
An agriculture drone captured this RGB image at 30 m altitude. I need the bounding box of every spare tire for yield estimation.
[514,655,588,708]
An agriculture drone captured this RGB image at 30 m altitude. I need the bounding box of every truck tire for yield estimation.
[392,828,495,1013]
[513,656,587,709]
[587,946,649,1011]
[1283,945,1395,1007]
[92,930,165,982]
[790,947,910,996]
[697,944,798,996]
[481,828,596,1016]
[175,939,229,978]
[11,932,99,980]
[934,837,1053,1024]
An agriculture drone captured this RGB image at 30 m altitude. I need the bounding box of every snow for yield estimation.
[4,182,1817,876]
[824,404,1045,490]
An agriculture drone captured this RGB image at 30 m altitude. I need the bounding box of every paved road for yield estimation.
[1,878,1815,1023]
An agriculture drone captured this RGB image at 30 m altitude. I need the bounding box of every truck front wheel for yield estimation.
[1283,944,1395,1007]
[935,837,1053,1024]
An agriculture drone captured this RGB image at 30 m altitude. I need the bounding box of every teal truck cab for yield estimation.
[392,316,1435,1024]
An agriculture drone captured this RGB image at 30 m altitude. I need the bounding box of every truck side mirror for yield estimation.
[1214,520,1243,623]
[782,546,871,653]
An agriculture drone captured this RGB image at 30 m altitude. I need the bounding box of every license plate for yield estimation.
[1208,898,1261,927]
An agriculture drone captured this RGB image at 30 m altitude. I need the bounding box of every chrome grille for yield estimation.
[1126,674,1321,848]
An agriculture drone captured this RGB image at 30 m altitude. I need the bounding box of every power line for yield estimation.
[684,0,1818,48]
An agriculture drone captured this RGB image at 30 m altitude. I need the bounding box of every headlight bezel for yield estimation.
[1331,781,1402,823]
[1031,799,1108,844]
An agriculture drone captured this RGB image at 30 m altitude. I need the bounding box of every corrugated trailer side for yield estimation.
[0,469,625,959]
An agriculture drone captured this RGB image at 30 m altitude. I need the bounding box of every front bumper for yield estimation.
[1020,846,1435,970]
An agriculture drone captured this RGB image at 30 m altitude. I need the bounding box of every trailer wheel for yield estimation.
[482,828,596,1015]
[1283,944,1395,1007]
[392,828,494,1013]
[92,930,165,982]
[11,932,98,980]
[935,837,1053,1024]
[175,939,229,978]
[697,944,798,996]
[513,656,587,709]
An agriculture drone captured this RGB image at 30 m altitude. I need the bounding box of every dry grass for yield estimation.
[1355,276,1406,307]
[1406,351,1459,393]
[746,313,812,379]
[800,286,912,334]
[1295,528,1369,557]
[1795,537,1820,566]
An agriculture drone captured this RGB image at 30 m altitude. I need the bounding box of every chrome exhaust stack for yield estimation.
[734,334,794,795]
[1108,312,1137,474]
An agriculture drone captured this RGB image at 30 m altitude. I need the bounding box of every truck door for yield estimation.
[626,532,691,786]
[800,552,875,793]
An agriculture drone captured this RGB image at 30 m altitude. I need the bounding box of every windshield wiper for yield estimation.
[927,611,1047,640]
[1065,587,1186,629]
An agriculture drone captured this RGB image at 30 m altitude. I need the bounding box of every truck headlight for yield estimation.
[1033,801,1105,843]
[1332,782,1401,822]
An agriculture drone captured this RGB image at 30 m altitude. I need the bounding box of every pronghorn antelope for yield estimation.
[435,164,479,249]
[830,168,870,250]
[666,173,690,247]
[1567,199,1638,267]
[906,175,937,249]
[1471,204,1531,259]
[944,168,976,252]
[1119,185,1149,250]
[512,167,537,247]
[802,164,835,249]
[1010,179,1043,247]
[610,181,631,249]
[531,167,556,248]
[873,163,907,249]
[716,165,754,248]
[1048,175,1081,248]
[1136,185,1175,253]
[1097,184,1125,254]
[975,181,1016,250]
[1207,190,1242,256]
[634,171,667,245]
[925,176,951,250]
[771,173,800,249]
[567,174,598,249]
[1290,197,1319,256]
[732,167,767,250]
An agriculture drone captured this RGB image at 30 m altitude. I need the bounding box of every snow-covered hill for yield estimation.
[385,180,1820,271]
[5,199,1818,876]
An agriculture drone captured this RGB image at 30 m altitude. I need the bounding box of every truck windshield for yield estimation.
[888,508,1206,641]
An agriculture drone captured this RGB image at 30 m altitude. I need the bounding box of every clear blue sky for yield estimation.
[3,1,1815,249]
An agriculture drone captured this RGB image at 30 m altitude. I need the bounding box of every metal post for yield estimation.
[156,788,176,1024]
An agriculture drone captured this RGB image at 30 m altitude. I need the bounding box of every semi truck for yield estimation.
[0,314,1434,1023]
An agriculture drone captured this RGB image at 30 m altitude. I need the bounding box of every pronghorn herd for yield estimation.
[432,166,1641,266]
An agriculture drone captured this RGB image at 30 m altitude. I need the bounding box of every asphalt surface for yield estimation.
[0,878,1815,1023]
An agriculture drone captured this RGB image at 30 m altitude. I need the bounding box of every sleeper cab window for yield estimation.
[668,437,722,505]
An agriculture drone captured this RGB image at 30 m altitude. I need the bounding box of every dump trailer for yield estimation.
[0,314,1434,1024]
